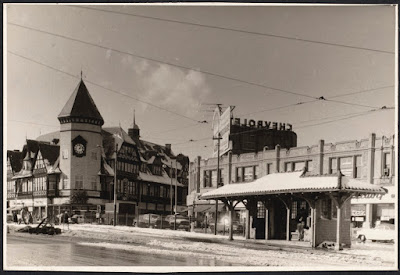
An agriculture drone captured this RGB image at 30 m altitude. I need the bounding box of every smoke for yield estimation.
[134,62,210,117]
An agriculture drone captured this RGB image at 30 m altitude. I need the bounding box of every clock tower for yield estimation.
[58,79,104,200]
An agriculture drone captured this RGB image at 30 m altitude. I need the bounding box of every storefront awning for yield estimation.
[200,170,386,200]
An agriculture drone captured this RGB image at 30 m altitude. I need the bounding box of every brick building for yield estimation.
[187,133,395,245]
[7,79,189,222]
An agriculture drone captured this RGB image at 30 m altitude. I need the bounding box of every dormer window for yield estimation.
[152,165,162,176]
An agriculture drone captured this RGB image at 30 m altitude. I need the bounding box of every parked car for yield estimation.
[69,214,85,224]
[165,214,190,231]
[133,214,162,228]
[209,220,243,233]
[357,222,395,242]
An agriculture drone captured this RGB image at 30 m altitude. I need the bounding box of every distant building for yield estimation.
[187,133,395,240]
[7,79,189,222]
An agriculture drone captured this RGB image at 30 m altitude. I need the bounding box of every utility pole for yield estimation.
[174,159,179,230]
[170,160,173,215]
[113,143,117,227]
[213,133,222,235]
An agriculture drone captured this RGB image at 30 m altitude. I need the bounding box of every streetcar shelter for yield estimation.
[200,169,386,250]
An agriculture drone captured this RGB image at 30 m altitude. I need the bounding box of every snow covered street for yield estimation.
[6,223,396,271]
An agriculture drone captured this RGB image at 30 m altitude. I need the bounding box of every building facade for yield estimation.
[187,133,396,235]
[7,79,189,222]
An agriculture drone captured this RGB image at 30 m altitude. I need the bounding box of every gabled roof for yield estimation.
[58,80,104,125]
[103,127,136,146]
[102,127,137,159]
[138,171,184,187]
[36,131,60,143]
[38,143,60,167]
[200,171,386,200]
[7,150,23,173]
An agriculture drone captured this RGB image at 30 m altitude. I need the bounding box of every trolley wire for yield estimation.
[8,22,387,110]
[72,5,395,55]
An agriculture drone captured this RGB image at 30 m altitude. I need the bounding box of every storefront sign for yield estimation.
[232,118,292,131]
[212,107,231,157]
[351,210,366,216]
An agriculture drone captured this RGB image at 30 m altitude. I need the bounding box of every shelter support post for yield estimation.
[277,195,291,241]
[336,205,341,251]
[221,198,240,241]
[286,207,290,241]
[245,209,250,239]
[311,207,317,248]
[329,193,352,251]
[242,199,257,240]
[265,209,269,240]
[295,194,317,248]
[261,199,272,241]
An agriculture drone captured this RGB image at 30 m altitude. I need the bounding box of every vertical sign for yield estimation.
[212,107,231,157]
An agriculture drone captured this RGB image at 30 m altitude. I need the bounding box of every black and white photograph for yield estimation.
[4,3,398,272]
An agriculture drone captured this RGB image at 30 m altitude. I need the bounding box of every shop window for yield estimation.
[354,156,361,178]
[243,167,254,182]
[236,167,243,182]
[329,158,337,174]
[257,202,265,218]
[321,199,332,219]
[211,170,217,187]
[204,170,211,187]
[291,201,298,219]
[266,163,272,175]
[294,161,306,171]
[339,157,353,177]
[307,161,313,172]
[254,166,259,179]
[91,176,97,190]
[285,162,293,172]
[75,175,83,190]
[383,153,391,177]
[63,177,69,189]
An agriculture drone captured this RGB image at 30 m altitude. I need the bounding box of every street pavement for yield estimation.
[5,224,396,269]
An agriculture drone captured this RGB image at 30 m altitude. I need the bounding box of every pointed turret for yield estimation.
[58,80,104,126]
[128,109,140,140]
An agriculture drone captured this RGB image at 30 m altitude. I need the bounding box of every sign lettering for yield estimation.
[233,118,293,131]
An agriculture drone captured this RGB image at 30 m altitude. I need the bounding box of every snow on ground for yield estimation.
[6,223,396,268]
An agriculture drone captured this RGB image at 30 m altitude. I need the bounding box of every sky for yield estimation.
[5,4,397,161]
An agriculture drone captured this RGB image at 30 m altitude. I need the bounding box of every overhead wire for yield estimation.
[238,85,393,117]
[8,22,386,110]
[8,50,203,123]
[71,5,395,55]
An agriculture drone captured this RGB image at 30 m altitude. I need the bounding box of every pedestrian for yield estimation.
[296,207,307,241]
[13,212,18,224]
[63,211,69,231]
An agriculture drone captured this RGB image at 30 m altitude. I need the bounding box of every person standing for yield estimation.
[63,211,69,231]
[13,212,18,224]
[296,207,307,241]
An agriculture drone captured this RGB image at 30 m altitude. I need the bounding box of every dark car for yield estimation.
[133,214,162,228]
[165,214,190,231]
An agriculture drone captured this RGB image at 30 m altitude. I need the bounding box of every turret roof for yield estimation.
[58,80,104,125]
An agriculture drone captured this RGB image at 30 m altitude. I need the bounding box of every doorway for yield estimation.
[269,199,287,240]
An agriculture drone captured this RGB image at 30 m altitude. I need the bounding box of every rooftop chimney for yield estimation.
[165,144,171,154]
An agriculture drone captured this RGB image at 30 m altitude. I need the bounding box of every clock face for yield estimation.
[74,143,85,155]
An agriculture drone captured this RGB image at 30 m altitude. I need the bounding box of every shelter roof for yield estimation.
[200,171,386,200]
